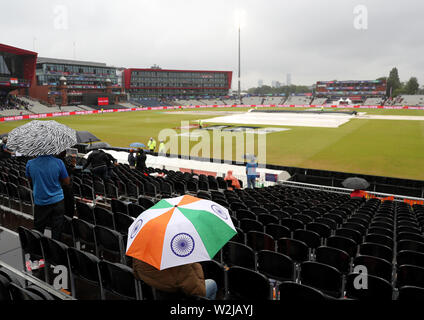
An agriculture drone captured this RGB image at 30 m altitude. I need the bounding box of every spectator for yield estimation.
[83,149,117,181]
[0,137,14,159]
[133,258,217,300]
[135,149,147,172]
[350,189,365,199]
[246,158,258,189]
[128,149,136,167]
[26,155,70,240]
[224,170,240,190]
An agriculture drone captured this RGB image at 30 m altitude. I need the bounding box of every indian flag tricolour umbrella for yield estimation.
[126,195,237,270]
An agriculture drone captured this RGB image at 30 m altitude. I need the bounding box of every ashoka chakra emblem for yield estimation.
[130,219,143,239]
[211,204,227,220]
[171,233,195,257]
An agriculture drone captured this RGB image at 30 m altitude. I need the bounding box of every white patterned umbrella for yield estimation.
[7,120,77,156]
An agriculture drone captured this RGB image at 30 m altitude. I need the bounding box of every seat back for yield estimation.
[227,266,271,300]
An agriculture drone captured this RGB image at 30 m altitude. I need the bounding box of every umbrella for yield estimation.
[126,195,236,270]
[86,142,111,150]
[130,142,146,148]
[342,177,370,190]
[7,120,77,156]
[0,133,8,139]
[76,131,101,144]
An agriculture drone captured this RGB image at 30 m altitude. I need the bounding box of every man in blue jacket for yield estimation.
[26,155,70,240]
[246,158,258,189]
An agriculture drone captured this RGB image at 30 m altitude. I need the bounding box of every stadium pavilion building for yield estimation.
[123,67,232,99]
[0,43,37,96]
[315,79,387,104]
[29,57,125,106]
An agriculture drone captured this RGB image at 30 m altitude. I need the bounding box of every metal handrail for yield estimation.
[278,180,424,202]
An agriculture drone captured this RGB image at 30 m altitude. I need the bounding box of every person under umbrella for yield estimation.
[0,136,14,159]
[127,195,236,300]
[7,120,77,241]
[342,177,369,199]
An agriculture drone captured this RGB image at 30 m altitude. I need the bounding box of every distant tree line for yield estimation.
[246,84,312,95]
[378,67,422,97]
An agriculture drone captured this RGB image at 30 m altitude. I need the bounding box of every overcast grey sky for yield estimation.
[1,0,424,90]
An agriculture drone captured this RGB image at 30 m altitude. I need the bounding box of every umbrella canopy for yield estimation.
[342,177,370,190]
[7,120,77,157]
[130,142,146,148]
[126,195,236,270]
[76,131,101,144]
[86,142,111,150]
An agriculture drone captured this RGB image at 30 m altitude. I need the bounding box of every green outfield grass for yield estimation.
[1,107,424,180]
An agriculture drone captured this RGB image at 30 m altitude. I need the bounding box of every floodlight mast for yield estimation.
[238,24,241,101]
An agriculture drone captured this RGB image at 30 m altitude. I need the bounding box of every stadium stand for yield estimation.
[284,96,313,105]
[391,95,424,106]
[1,153,424,300]
[363,97,385,105]
[310,97,328,105]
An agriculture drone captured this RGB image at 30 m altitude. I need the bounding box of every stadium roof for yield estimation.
[37,57,110,68]
[0,43,37,56]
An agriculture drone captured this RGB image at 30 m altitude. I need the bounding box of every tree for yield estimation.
[386,67,401,97]
[404,77,419,95]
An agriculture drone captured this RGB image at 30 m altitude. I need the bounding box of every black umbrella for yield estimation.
[342,177,370,190]
[76,131,101,144]
[86,142,111,151]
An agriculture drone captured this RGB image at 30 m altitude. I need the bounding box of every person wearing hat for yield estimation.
[147,137,156,153]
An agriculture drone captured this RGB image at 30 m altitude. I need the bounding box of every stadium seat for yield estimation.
[365,233,393,248]
[326,235,358,258]
[99,260,139,300]
[345,273,393,300]
[397,250,424,268]
[359,242,393,263]
[94,207,116,230]
[353,255,393,282]
[293,229,321,249]
[67,247,102,300]
[76,201,95,224]
[226,266,271,300]
[277,238,309,263]
[299,261,343,298]
[222,241,256,270]
[396,265,424,288]
[278,282,328,300]
[315,246,351,274]
[246,231,276,252]
[256,250,295,282]
[72,218,97,255]
[94,225,127,265]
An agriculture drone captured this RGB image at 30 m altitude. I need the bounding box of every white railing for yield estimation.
[278,180,424,202]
